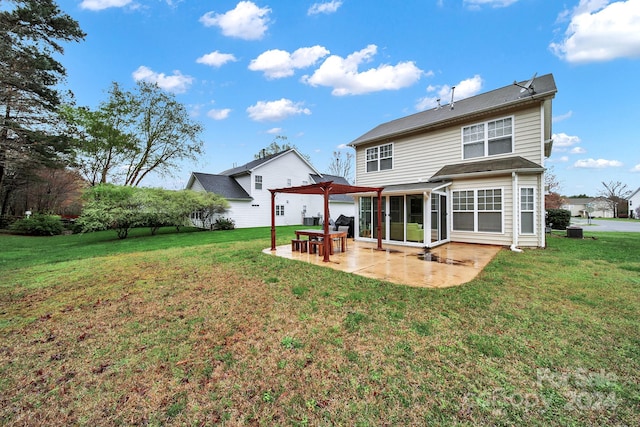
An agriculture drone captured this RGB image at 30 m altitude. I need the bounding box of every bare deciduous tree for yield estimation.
[327,150,354,183]
[598,181,631,217]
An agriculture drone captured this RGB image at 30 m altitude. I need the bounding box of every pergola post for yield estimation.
[323,184,331,262]
[270,190,276,250]
[376,188,383,250]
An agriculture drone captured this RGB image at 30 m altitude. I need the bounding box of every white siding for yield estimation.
[449,176,514,247]
[219,151,355,228]
[355,106,545,187]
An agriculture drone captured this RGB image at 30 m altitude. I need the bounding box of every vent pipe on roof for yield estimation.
[450,86,456,110]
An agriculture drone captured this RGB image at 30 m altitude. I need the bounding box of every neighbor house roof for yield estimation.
[349,73,557,147]
[310,173,354,202]
[563,197,594,205]
[219,148,320,176]
[430,156,543,181]
[190,172,251,200]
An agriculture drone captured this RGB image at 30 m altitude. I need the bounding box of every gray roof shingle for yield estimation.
[349,73,557,147]
[192,172,251,199]
[219,149,294,176]
[430,156,543,180]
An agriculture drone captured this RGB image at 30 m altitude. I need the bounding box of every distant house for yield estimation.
[186,149,354,228]
[562,197,614,218]
[628,187,640,218]
[347,73,557,249]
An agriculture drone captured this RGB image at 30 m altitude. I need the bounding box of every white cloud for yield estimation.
[246,98,311,122]
[553,132,581,147]
[463,0,519,9]
[196,51,237,68]
[415,75,483,110]
[266,127,283,134]
[199,1,271,40]
[574,158,623,168]
[249,46,330,79]
[547,156,570,163]
[80,0,132,10]
[207,109,231,120]
[302,45,424,96]
[308,1,343,15]
[550,0,640,63]
[132,66,194,93]
[632,163,640,172]
[570,146,587,154]
[553,110,573,122]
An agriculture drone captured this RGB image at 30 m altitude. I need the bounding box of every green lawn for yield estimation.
[0,227,638,426]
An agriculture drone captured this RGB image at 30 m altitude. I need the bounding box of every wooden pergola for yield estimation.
[269,181,384,262]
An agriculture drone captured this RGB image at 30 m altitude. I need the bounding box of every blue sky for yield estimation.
[57,0,640,196]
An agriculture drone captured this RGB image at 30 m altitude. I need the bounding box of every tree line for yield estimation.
[1,1,203,219]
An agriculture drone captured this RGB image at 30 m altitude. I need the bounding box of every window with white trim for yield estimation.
[520,187,535,234]
[366,143,393,172]
[287,178,292,187]
[276,205,285,216]
[452,189,503,233]
[477,189,502,232]
[255,175,262,190]
[462,117,513,159]
[452,190,474,231]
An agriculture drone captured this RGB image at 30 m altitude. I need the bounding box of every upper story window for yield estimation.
[462,117,513,159]
[366,143,393,172]
[287,178,292,187]
[255,175,262,190]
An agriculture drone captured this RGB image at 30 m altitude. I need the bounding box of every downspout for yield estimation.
[510,171,523,253]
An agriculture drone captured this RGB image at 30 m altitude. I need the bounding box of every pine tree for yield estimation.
[0,0,85,214]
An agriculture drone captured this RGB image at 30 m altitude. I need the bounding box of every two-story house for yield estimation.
[186,149,354,228]
[348,73,557,249]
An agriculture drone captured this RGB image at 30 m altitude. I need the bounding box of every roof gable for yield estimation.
[349,73,557,147]
[219,148,319,176]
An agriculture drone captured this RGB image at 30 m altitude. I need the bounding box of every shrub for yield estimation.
[546,209,571,230]
[213,217,235,230]
[10,214,64,236]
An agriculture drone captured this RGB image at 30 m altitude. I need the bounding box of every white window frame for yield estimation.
[287,178,292,187]
[477,189,503,233]
[452,188,504,233]
[255,175,262,190]
[276,205,285,216]
[462,116,514,160]
[520,187,536,234]
[365,143,393,173]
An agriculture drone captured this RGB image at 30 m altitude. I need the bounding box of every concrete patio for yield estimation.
[264,240,502,288]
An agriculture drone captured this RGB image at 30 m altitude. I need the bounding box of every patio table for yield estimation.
[295,229,347,252]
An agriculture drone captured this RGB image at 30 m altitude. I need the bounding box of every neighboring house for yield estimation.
[348,73,557,249]
[186,149,354,228]
[627,187,640,218]
[562,197,614,218]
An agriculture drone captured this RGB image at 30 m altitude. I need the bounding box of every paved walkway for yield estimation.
[570,218,640,232]
[264,241,502,288]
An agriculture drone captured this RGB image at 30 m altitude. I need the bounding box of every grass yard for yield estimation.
[0,227,638,426]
